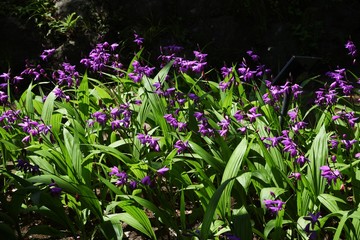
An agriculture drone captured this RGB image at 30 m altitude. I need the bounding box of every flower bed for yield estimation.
[0,35,359,239]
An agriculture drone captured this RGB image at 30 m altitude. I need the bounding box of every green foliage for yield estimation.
[1,37,360,239]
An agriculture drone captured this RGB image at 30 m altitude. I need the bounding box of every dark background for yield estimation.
[1,0,360,76]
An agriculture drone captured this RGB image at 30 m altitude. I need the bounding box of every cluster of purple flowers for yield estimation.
[109,166,130,186]
[0,109,21,130]
[128,60,155,83]
[40,48,56,61]
[54,87,70,101]
[287,108,307,133]
[0,71,25,91]
[263,81,303,108]
[280,130,298,157]
[329,134,358,151]
[88,103,134,129]
[110,103,133,129]
[218,51,270,92]
[332,110,358,128]
[137,133,160,151]
[133,32,144,48]
[16,159,40,175]
[158,46,207,74]
[18,117,52,143]
[52,62,80,87]
[217,115,231,137]
[80,41,123,74]
[164,113,187,131]
[263,198,285,215]
[109,166,169,189]
[88,111,107,126]
[21,60,47,82]
[315,68,355,106]
[320,165,341,184]
[174,139,189,154]
[262,130,309,167]
[247,106,262,123]
[154,83,188,109]
[345,40,357,62]
[194,111,214,137]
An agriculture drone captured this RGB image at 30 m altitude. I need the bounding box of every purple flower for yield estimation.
[247,50,260,62]
[281,131,298,157]
[174,140,189,154]
[40,48,56,61]
[92,111,107,125]
[141,175,152,185]
[134,32,144,47]
[341,139,357,150]
[0,72,10,82]
[288,108,298,121]
[157,167,169,176]
[288,172,301,180]
[292,121,307,133]
[223,233,241,240]
[13,76,24,85]
[330,138,339,149]
[193,51,207,62]
[296,155,308,167]
[16,159,40,174]
[345,40,357,58]
[110,43,119,51]
[49,181,62,197]
[129,180,137,189]
[52,62,80,87]
[304,212,321,239]
[80,42,122,74]
[320,165,341,184]
[137,133,160,151]
[234,111,244,122]
[263,199,285,215]
[109,166,120,176]
[0,91,8,104]
[238,126,247,134]
[221,65,233,78]
[265,136,281,147]
[247,107,262,123]
[115,171,128,186]
[217,116,231,137]
[219,81,232,91]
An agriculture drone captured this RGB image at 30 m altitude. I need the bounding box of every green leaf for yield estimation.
[219,137,248,218]
[117,202,157,240]
[188,141,223,171]
[63,128,82,181]
[333,212,348,240]
[200,178,236,240]
[91,144,134,164]
[77,184,104,222]
[306,126,328,203]
[25,81,35,118]
[41,89,56,125]
[318,194,347,213]
[232,206,252,240]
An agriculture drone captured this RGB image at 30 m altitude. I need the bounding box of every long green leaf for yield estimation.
[41,89,56,125]
[118,202,157,240]
[188,141,223,171]
[219,137,248,218]
[200,178,235,240]
[306,126,328,203]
